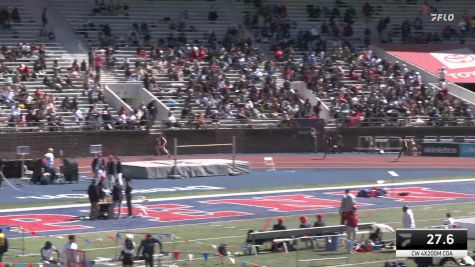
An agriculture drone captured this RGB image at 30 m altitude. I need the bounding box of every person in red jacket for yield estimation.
[346,206,359,243]
[274,47,284,61]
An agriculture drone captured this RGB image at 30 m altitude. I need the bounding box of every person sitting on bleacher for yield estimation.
[273,217,286,231]
[313,214,326,227]
[271,218,294,252]
[444,213,457,228]
[299,216,311,228]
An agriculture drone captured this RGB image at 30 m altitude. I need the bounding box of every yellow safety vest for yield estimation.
[0,233,5,247]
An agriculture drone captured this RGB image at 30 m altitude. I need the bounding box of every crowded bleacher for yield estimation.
[0,0,473,132]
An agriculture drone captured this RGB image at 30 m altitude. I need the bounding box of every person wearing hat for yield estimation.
[299,216,311,228]
[136,234,163,267]
[91,152,105,181]
[273,217,287,231]
[119,234,135,267]
[314,214,326,227]
[271,218,288,251]
[0,228,8,262]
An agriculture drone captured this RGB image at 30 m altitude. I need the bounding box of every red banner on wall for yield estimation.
[391,48,475,83]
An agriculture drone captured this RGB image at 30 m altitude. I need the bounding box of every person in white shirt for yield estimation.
[444,212,456,227]
[339,189,356,225]
[61,235,78,264]
[402,206,416,228]
[166,112,178,128]
[41,241,60,265]
[44,148,55,169]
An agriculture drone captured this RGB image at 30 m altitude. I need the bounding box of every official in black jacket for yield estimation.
[112,179,123,219]
[87,180,100,219]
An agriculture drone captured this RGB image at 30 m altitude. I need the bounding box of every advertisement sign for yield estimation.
[421,143,459,157]
[458,143,475,157]
[391,48,475,83]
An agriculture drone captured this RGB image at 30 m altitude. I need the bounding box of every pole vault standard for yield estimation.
[169,136,237,179]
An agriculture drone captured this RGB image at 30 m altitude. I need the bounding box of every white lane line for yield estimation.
[2,177,475,213]
[388,171,399,177]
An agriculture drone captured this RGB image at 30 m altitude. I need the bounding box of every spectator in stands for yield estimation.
[313,214,326,227]
[41,241,60,265]
[362,2,373,20]
[165,112,179,128]
[208,6,218,22]
[438,67,447,82]
[73,108,84,125]
[60,97,71,111]
[11,7,20,23]
[402,206,416,228]
[339,189,356,225]
[41,8,48,26]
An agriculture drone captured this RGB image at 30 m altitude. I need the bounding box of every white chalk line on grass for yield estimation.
[3,177,475,213]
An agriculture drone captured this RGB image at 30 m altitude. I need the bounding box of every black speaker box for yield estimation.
[0,159,36,178]
[31,159,44,183]
[63,158,79,182]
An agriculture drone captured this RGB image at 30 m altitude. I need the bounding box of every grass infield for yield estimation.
[3,201,475,267]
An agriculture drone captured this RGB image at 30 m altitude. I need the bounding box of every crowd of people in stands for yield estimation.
[299,47,473,127]
[0,0,473,132]
[76,0,472,129]
[0,7,20,30]
[0,41,155,131]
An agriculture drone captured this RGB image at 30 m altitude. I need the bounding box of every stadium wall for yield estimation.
[2,127,475,159]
